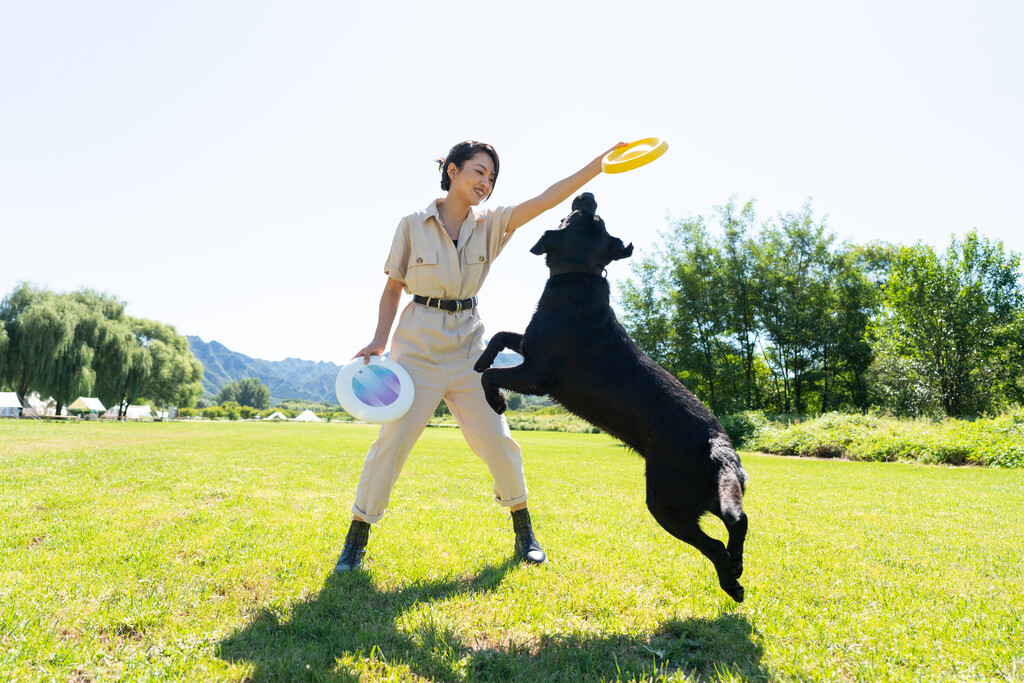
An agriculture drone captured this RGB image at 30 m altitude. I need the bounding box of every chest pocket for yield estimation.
[406,249,440,296]
[465,245,488,268]
[462,245,489,293]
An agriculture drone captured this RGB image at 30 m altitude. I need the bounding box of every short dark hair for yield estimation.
[436,141,500,196]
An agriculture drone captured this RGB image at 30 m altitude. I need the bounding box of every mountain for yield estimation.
[187,336,524,406]
[188,337,342,405]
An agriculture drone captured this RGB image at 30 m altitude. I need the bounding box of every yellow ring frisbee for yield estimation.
[602,137,669,174]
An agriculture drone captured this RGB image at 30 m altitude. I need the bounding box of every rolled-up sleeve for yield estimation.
[383,217,411,284]
[486,205,516,261]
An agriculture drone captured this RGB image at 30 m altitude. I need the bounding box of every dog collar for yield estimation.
[548,265,606,277]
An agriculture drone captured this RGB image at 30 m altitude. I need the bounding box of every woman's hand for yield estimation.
[353,339,386,364]
[600,141,629,161]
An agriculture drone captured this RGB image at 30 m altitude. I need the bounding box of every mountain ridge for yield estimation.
[187,336,524,406]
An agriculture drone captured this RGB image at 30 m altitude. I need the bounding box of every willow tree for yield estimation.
[132,318,204,410]
[37,297,96,414]
[0,285,79,406]
[91,318,135,415]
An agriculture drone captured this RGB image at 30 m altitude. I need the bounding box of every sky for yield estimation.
[2,1,1022,366]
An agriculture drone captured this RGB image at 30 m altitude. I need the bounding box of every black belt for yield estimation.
[413,294,478,312]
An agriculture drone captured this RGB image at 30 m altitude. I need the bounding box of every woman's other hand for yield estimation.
[353,339,386,364]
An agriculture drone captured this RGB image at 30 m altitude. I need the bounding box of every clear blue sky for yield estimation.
[3,1,1022,364]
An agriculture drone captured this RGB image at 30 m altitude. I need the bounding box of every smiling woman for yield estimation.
[333,138,625,576]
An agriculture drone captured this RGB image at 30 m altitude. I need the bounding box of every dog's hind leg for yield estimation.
[648,500,744,603]
[724,511,747,580]
[474,332,524,373]
[713,467,748,579]
[480,364,552,415]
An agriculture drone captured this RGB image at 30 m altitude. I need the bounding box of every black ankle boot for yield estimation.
[334,520,370,573]
[511,508,546,564]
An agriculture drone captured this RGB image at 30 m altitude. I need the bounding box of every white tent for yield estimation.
[102,404,153,421]
[0,392,22,418]
[265,411,289,421]
[21,393,58,418]
[69,397,105,413]
[293,409,323,422]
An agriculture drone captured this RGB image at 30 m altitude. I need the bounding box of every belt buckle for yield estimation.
[455,299,463,312]
[430,297,442,310]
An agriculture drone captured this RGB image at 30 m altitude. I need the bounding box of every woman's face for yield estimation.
[447,152,496,204]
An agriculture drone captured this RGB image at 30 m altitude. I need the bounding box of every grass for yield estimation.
[1,420,1022,681]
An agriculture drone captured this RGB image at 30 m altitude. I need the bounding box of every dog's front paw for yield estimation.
[473,355,493,373]
[484,389,508,415]
[721,579,745,603]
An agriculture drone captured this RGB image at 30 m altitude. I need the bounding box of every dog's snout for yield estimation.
[571,192,597,216]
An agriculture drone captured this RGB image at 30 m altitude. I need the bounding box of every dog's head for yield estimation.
[530,193,634,272]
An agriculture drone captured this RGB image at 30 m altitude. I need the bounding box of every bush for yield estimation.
[719,411,770,448]
[744,409,1024,468]
[201,406,225,420]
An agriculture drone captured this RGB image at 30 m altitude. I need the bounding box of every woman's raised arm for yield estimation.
[505,142,625,237]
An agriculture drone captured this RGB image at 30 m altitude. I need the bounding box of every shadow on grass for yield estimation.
[218,559,765,681]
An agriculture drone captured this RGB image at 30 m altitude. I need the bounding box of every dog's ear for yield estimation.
[530,233,549,255]
[609,240,634,261]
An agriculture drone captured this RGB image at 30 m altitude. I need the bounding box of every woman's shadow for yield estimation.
[218,558,766,681]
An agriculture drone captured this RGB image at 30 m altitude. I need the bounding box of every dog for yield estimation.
[474,193,749,602]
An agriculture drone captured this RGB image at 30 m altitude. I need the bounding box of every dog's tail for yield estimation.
[710,435,747,526]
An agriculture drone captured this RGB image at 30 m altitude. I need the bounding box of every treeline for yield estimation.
[0,284,204,418]
[619,200,1024,418]
[214,377,271,410]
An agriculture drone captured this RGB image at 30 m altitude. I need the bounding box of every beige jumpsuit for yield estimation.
[351,200,528,523]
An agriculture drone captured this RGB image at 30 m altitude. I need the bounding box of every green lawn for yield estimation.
[1,420,1022,681]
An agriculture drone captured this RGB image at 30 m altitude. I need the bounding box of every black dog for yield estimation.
[475,193,749,602]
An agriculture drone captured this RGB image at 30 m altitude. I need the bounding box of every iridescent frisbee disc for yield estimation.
[336,356,415,423]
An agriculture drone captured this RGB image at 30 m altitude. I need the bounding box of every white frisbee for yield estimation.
[336,356,415,423]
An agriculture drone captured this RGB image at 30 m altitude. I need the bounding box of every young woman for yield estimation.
[336,140,623,572]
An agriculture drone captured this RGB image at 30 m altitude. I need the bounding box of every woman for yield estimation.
[336,140,623,573]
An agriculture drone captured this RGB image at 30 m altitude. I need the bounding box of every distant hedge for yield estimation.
[725,409,1024,468]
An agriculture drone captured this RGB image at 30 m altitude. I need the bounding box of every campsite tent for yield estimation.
[102,405,153,421]
[21,393,58,418]
[69,397,105,413]
[0,392,22,418]
[293,409,323,422]
[265,411,289,421]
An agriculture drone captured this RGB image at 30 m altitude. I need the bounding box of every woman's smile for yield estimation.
[450,151,495,204]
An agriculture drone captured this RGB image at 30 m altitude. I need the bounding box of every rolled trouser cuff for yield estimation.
[494,490,528,508]
[351,504,386,524]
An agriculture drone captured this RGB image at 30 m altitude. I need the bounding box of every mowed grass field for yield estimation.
[1,421,1022,682]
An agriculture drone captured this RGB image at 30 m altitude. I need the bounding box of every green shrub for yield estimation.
[745,408,1024,468]
[719,411,770,447]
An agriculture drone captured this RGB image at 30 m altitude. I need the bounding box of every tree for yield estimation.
[37,296,95,414]
[718,199,762,410]
[0,285,79,407]
[131,318,204,410]
[619,256,674,370]
[216,377,270,410]
[753,204,835,413]
[662,216,738,412]
[619,199,881,415]
[870,230,1023,417]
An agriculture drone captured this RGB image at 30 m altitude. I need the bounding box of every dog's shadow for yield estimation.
[217,558,767,681]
